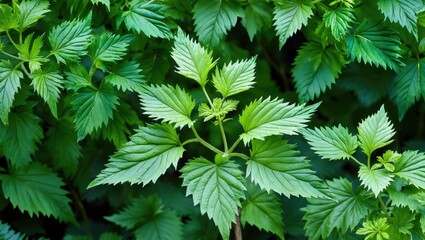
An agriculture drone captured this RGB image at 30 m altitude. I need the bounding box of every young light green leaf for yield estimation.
[347,21,404,72]
[15,0,50,30]
[198,98,239,122]
[0,60,23,125]
[0,5,18,32]
[181,157,245,240]
[241,0,273,41]
[89,32,133,66]
[248,136,326,198]
[49,13,92,64]
[358,166,393,197]
[394,151,425,189]
[31,65,63,118]
[140,84,195,129]
[241,181,284,239]
[302,125,358,161]
[0,105,43,168]
[239,97,319,144]
[292,41,346,102]
[323,7,355,41]
[91,0,110,10]
[357,105,395,156]
[89,123,184,187]
[105,61,145,93]
[106,195,182,240]
[377,0,424,39]
[392,59,425,120]
[1,163,76,223]
[302,178,374,240]
[193,0,243,47]
[213,56,257,98]
[273,0,314,49]
[171,28,217,86]
[71,84,119,141]
[16,33,45,72]
[64,64,91,91]
[356,218,390,240]
[0,221,25,240]
[117,0,171,38]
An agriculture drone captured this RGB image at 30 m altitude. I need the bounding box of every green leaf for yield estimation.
[71,84,119,141]
[181,157,245,240]
[241,180,284,239]
[49,14,92,64]
[358,166,393,197]
[392,59,425,120]
[322,7,355,42]
[91,0,110,10]
[302,178,374,240]
[0,221,25,240]
[171,28,217,86]
[357,105,395,157]
[0,105,43,168]
[106,195,182,240]
[1,163,75,223]
[183,214,219,240]
[89,32,133,66]
[239,97,318,144]
[105,61,145,93]
[241,0,273,41]
[212,56,257,98]
[15,0,50,30]
[117,0,171,38]
[377,0,424,39]
[31,65,63,118]
[292,41,346,102]
[248,136,325,198]
[0,60,23,125]
[0,5,18,32]
[64,64,91,91]
[394,151,425,189]
[89,123,184,187]
[347,21,404,72]
[198,98,239,122]
[273,0,314,49]
[16,33,45,72]
[356,218,390,240]
[193,0,243,47]
[140,84,195,129]
[303,125,358,161]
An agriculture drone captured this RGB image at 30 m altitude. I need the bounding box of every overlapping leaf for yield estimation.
[0,221,25,240]
[91,0,110,10]
[64,64,91,91]
[89,32,133,65]
[239,97,319,144]
[0,5,18,32]
[358,166,393,197]
[105,61,145,92]
[15,0,50,30]
[140,84,195,129]
[241,0,273,41]
[394,151,425,189]
[31,66,63,118]
[181,157,245,240]
[89,123,185,187]
[16,33,45,72]
[248,136,325,198]
[0,60,23,125]
[323,7,355,41]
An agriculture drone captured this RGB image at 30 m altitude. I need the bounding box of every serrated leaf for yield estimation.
[171,28,217,86]
[292,41,346,102]
[347,21,404,72]
[303,125,358,161]
[64,64,91,91]
[198,98,239,122]
[105,61,145,92]
[358,166,393,197]
[0,221,25,240]
[140,84,194,129]
[89,123,184,187]
[15,0,50,30]
[241,0,273,41]
[394,151,425,189]
[273,0,314,49]
[357,105,395,157]
[302,178,374,240]
[49,14,92,64]
[193,0,243,47]
[1,163,75,223]
[117,0,171,38]
[181,157,245,240]
[356,218,390,240]
[392,59,425,120]
[16,33,45,72]
[239,97,318,144]
[106,195,182,240]
[91,0,110,10]
[213,56,256,98]
[248,136,325,198]
[241,180,284,239]
[31,66,63,118]
[323,7,355,41]
[71,84,119,141]
[377,0,424,39]
[89,32,133,66]
[0,60,23,125]
[0,5,18,32]
[0,105,43,168]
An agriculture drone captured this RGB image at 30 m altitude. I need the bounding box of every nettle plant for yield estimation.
[302,106,425,240]
[88,29,327,239]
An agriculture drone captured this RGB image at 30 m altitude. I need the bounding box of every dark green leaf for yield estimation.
[0,60,23,125]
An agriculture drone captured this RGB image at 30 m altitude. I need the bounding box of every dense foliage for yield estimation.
[1,0,425,239]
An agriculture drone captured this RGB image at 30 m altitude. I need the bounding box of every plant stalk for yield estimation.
[234,207,243,240]
[191,127,223,154]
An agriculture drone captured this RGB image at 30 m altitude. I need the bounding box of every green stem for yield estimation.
[6,31,18,48]
[181,138,199,147]
[378,195,390,218]
[201,86,214,107]
[218,120,229,152]
[0,51,22,60]
[349,156,364,166]
[228,152,249,160]
[191,127,223,154]
[229,138,242,153]
[367,155,371,169]
[70,188,93,238]
[21,64,31,78]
